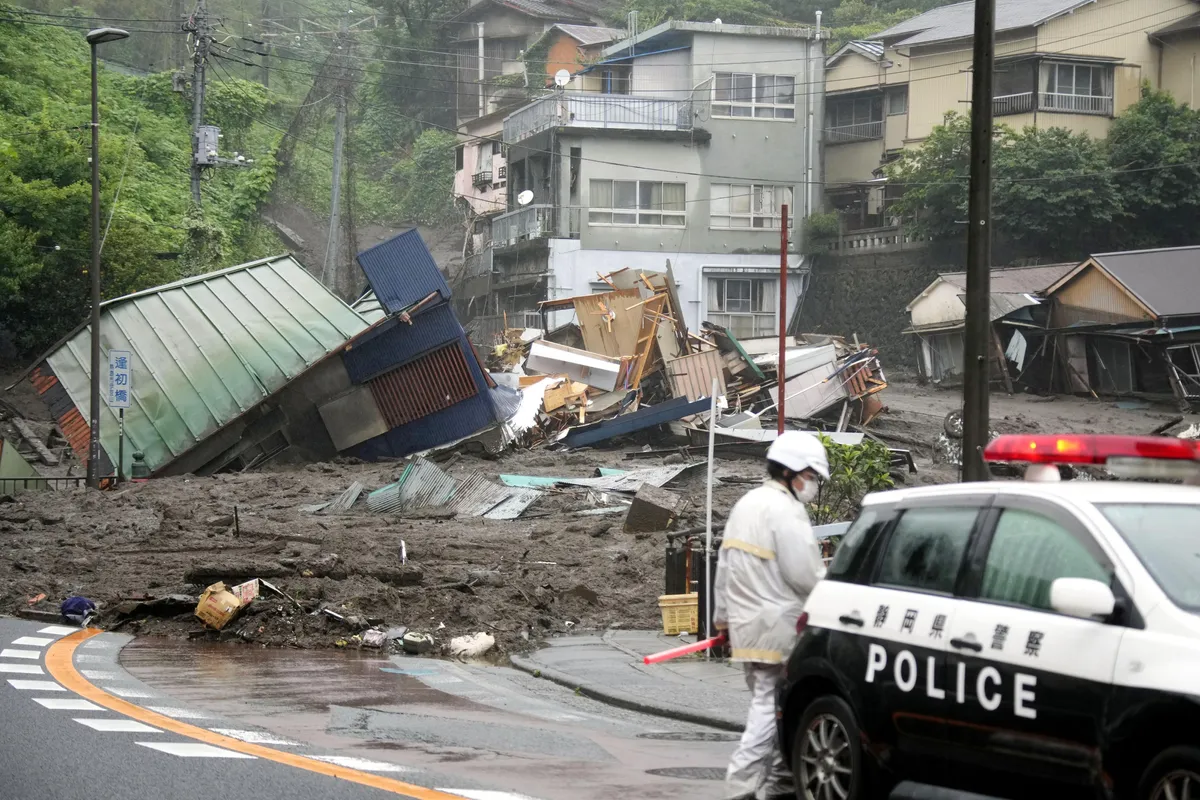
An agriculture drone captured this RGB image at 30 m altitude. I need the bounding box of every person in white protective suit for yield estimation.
[713,431,830,800]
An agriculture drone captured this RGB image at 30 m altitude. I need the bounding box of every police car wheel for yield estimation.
[792,696,864,800]
[1139,746,1200,800]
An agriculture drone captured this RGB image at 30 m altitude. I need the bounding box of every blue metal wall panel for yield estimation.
[355,229,451,315]
[343,304,464,384]
[346,390,497,461]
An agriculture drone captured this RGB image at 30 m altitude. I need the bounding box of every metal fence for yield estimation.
[824,120,884,145]
[491,204,556,245]
[0,475,87,493]
[993,92,1034,115]
[504,94,694,143]
[1039,92,1113,115]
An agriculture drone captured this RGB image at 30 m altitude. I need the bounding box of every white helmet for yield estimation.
[766,431,830,481]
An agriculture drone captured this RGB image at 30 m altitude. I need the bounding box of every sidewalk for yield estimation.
[510,630,749,731]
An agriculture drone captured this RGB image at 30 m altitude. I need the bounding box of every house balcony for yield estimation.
[472,169,493,187]
[825,120,883,145]
[503,93,694,145]
[993,92,1034,116]
[491,204,581,248]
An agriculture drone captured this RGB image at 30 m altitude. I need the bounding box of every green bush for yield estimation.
[809,434,895,524]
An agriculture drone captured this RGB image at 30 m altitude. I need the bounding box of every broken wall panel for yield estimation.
[571,289,644,358]
[342,304,465,384]
[526,340,622,391]
[667,349,727,402]
[783,361,849,420]
[356,229,452,314]
[319,385,390,451]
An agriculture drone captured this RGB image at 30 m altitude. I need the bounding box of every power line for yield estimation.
[0,15,184,33]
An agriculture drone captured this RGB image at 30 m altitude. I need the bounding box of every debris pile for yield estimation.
[482,267,892,455]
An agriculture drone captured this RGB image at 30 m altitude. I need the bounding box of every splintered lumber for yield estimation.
[12,418,58,466]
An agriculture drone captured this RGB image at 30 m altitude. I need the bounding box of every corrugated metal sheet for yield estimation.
[352,291,387,323]
[667,349,727,402]
[38,255,368,475]
[876,0,1092,46]
[485,488,543,520]
[553,23,624,45]
[556,464,699,493]
[347,392,498,462]
[561,396,710,449]
[356,229,451,315]
[448,472,511,517]
[326,481,365,513]
[343,304,465,384]
[369,343,477,428]
[1053,265,1154,327]
[367,457,460,513]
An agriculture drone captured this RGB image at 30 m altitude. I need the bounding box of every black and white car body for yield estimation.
[777,434,1200,800]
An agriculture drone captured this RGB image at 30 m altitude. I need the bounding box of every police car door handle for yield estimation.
[838,612,864,627]
[950,636,982,652]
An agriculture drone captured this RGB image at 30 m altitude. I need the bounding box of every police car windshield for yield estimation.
[1098,503,1200,611]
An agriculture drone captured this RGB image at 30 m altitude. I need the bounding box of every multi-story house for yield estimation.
[822,0,1200,235]
[459,20,826,339]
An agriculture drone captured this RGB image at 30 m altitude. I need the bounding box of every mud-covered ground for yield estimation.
[2,368,1192,656]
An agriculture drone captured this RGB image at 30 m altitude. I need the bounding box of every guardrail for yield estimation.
[993,92,1033,115]
[1040,92,1112,115]
[504,94,694,143]
[825,120,884,144]
[1,475,88,493]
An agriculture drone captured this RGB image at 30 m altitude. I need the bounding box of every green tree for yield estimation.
[810,434,894,524]
[1106,86,1200,249]
[388,129,460,225]
[615,0,778,27]
[993,127,1119,260]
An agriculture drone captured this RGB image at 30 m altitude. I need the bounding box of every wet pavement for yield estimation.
[121,637,740,800]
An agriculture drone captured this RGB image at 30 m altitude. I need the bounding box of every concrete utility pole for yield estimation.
[189,0,211,205]
[322,15,352,290]
[961,0,997,482]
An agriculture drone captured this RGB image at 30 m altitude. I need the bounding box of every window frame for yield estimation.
[706,276,778,337]
[709,183,795,230]
[588,179,686,228]
[960,496,1142,628]
[826,506,897,584]
[886,88,907,116]
[867,499,993,598]
[711,71,797,121]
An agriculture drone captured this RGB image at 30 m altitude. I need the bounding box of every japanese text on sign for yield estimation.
[108,350,132,409]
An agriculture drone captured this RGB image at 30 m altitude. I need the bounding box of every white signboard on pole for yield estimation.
[107,350,132,409]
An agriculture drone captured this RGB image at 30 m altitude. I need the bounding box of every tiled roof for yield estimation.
[938,263,1076,294]
[876,0,1094,46]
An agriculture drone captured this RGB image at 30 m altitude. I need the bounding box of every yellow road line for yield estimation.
[46,629,465,799]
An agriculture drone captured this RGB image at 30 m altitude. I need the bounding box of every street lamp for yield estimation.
[85,26,129,490]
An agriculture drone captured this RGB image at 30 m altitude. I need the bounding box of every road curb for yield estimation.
[509,653,744,732]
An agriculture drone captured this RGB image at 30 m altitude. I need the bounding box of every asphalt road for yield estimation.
[0,617,738,800]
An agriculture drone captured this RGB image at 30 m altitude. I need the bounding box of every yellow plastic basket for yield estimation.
[658,593,699,635]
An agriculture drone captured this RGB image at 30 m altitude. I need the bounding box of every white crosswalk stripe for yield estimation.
[0,649,42,660]
[136,742,255,758]
[209,728,303,746]
[37,626,80,636]
[7,680,63,691]
[11,637,54,647]
[0,663,43,674]
[74,718,162,733]
[310,756,410,773]
[146,706,209,719]
[33,698,103,711]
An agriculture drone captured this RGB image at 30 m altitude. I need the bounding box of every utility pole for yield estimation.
[961,0,997,482]
[260,0,270,87]
[322,15,352,291]
[778,203,789,435]
[188,0,211,205]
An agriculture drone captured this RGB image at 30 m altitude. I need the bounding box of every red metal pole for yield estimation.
[778,203,789,435]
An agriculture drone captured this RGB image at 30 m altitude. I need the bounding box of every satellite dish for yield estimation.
[554,69,571,88]
[713,17,722,24]
[517,190,535,206]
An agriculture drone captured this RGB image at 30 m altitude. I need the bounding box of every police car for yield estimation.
[777,433,1200,800]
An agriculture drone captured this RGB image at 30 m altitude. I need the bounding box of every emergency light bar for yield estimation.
[984,434,1200,482]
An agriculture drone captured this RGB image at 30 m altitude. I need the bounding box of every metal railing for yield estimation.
[472,169,493,187]
[492,204,557,245]
[824,120,883,145]
[504,93,694,143]
[1039,92,1113,115]
[0,475,87,493]
[993,92,1034,115]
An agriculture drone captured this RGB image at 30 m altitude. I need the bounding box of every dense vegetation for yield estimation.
[886,86,1200,261]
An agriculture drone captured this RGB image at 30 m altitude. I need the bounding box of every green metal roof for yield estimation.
[45,255,370,474]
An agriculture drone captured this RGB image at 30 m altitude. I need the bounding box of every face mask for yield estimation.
[793,477,818,504]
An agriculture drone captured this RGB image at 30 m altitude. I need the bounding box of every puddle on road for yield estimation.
[121,637,476,715]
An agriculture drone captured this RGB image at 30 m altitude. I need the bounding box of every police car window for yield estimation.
[875,507,977,594]
[826,509,880,581]
[1100,503,1200,611]
[979,509,1112,611]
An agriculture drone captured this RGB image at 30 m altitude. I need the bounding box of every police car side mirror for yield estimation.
[1050,578,1116,620]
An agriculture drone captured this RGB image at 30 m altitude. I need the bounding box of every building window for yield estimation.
[602,67,630,95]
[887,87,907,115]
[455,146,465,170]
[712,73,796,119]
[707,277,777,337]
[1040,62,1113,115]
[825,94,884,143]
[589,179,685,227]
[710,184,794,229]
